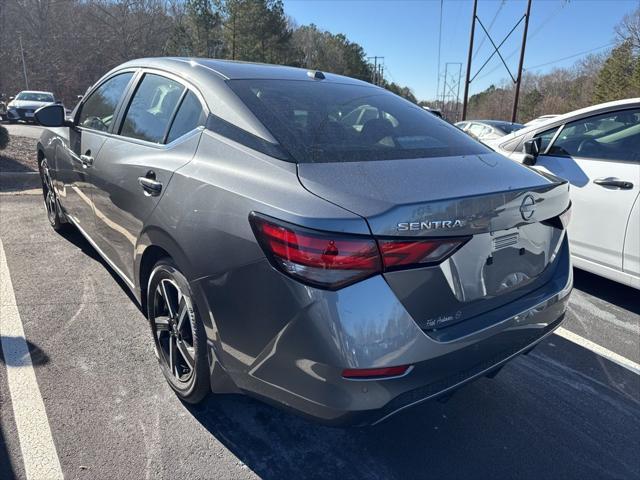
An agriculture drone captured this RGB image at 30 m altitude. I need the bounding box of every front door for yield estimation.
[533,108,640,271]
[58,72,136,237]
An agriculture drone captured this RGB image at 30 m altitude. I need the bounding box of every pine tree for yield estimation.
[594,40,635,102]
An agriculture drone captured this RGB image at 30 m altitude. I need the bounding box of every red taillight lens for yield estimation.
[378,238,467,270]
[250,213,469,290]
[342,365,411,379]
[250,213,381,289]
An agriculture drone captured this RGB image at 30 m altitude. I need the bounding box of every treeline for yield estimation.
[0,0,416,107]
[462,7,640,123]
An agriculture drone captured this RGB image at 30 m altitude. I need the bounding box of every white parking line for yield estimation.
[0,238,64,480]
[555,327,640,375]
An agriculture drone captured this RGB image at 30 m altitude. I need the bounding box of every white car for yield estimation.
[5,90,59,123]
[455,120,524,144]
[491,98,640,289]
[524,114,560,127]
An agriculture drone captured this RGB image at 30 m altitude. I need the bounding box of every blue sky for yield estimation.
[283,0,638,101]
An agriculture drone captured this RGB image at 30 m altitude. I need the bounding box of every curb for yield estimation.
[0,171,41,194]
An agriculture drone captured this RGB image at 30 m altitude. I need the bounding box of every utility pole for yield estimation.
[461,0,477,121]
[512,0,532,122]
[462,0,531,121]
[368,56,384,85]
[18,32,28,89]
[436,0,443,109]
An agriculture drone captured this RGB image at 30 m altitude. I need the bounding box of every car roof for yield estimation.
[498,98,640,145]
[117,57,370,85]
[97,57,382,144]
[18,90,54,95]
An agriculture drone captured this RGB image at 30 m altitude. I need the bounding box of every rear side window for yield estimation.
[120,74,185,143]
[166,91,205,143]
[79,72,134,132]
[226,79,488,163]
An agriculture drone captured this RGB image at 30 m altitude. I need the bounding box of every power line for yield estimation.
[474,0,570,82]
[524,42,616,71]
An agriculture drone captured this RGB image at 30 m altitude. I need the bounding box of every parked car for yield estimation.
[524,114,560,127]
[455,120,524,143]
[34,58,572,425]
[6,90,60,123]
[491,98,640,289]
[422,106,443,118]
[0,94,7,120]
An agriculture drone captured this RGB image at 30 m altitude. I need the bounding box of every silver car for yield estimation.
[34,58,572,425]
[6,90,59,123]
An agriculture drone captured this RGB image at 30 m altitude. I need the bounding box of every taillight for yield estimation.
[250,213,469,290]
[250,213,381,289]
[378,238,468,270]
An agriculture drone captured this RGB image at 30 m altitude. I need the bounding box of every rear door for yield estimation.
[56,72,135,236]
[532,108,640,272]
[90,71,207,282]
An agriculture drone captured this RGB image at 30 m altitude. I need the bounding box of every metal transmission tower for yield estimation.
[440,62,462,122]
[461,0,532,122]
[367,56,385,85]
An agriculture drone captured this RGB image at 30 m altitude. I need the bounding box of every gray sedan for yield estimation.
[33,58,572,425]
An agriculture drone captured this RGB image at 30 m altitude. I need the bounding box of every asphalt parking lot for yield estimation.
[1,130,639,480]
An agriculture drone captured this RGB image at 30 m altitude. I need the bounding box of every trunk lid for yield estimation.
[297,153,570,332]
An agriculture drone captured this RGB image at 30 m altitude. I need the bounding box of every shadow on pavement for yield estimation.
[0,428,16,480]
[58,226,141,309]
[573,267,640,315]
[184,337,640,480]
[0,336,50,367]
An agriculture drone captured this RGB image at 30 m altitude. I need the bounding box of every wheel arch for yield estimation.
[136,226,194,313]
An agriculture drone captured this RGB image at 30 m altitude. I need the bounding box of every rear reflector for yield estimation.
[342,365,410,379]
[250,213,469,290]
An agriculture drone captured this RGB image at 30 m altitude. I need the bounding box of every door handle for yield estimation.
[138,171,162,196]
[594,178,634,190]
[79,154,93,168]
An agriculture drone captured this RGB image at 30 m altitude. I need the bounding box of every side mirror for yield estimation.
[522,137,542,166]
[55,100,62,105]
[34,104,71,127]
[9,96,14,100]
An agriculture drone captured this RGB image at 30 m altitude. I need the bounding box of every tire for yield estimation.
[39,157,68,232]
[147,258,209,404]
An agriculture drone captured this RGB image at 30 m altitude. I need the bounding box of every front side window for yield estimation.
[78,72,134,132]
[120,74,185,143]
[166,91,205,143]
[533,126,560,153]
[547,109,640,161]
[227,79,488,163]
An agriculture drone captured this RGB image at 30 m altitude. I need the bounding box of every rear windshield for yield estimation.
[227,79,489,163]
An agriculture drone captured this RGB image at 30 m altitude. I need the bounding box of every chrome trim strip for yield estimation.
[66,215,135,290]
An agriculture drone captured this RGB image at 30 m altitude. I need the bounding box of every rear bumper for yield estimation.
[195,236,572,426]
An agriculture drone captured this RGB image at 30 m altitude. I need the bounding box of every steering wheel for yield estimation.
[84,116,108,131]
[577,138,601,155]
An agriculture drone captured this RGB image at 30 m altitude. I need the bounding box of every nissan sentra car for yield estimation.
[34,58,572,425]
[6,90,59,123]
